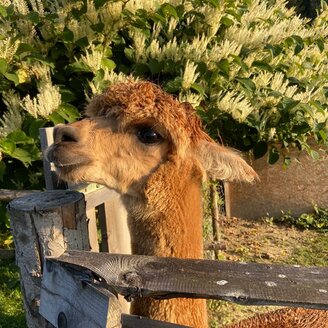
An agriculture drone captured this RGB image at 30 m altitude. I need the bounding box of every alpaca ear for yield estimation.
[195,140,258,182]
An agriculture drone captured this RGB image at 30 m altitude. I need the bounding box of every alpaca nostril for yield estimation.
[54,125,80,144]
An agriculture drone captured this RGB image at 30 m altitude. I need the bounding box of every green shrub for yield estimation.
[0,0,327,231]
[270,205,328,231]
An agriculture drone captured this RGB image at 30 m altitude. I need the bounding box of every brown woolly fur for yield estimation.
[227,307,328,328]
[85,81,213,156]
[46,81,258,327]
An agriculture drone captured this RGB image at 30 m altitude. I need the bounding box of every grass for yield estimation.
[0,259,26,328]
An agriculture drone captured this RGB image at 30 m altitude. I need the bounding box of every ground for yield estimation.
[0,215,327,328]
[205,216,328,327]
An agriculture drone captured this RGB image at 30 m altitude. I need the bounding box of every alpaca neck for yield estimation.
[124,174,204,259]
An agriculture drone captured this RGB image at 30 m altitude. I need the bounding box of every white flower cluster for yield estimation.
[216,91,254,123]
[20,66,61,118]
[0,91,22,138]
[87,71,139,100]
[21,82,61,119]
[0,38,20,63]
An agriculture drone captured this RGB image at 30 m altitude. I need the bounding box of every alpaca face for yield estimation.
[46,82,258,196]
[46,116,170,195]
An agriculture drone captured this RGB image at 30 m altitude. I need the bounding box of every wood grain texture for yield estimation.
[54,251,328,310]
[87,208,100,252]
[41,260,189,328]
[40,261,121,328]
[8,191,89,328]
[0,189,39,202]
[40,127,67,190]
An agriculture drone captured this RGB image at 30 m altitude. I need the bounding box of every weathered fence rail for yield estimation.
[50,251,328,309]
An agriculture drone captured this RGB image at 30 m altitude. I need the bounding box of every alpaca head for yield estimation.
[46,81,257,196]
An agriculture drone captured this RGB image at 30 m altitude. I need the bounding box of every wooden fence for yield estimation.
[5,127,328,327]
[8,190,328,328]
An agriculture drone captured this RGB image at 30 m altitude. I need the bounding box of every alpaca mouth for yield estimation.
[45,145,90,168]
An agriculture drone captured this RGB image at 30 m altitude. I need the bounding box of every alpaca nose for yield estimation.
[54,125,80,144]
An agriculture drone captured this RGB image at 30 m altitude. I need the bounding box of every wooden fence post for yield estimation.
[8,190,89,328]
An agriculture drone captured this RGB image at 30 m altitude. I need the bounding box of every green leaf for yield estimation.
[11,148,33,165]
[7,131,33,144]
[6,4,14,16]
[268,147,279,165]
[124,48,134,61]
[190,83,205,96]
[0,139,15,155]
[292,122,310,134]
[217,59,229,76]
[133,63,149,75]
[291,35,304,54]
[149,12,165,23]
[94,0,107,9]
[27,53,55,68]
[0,58,8,74]
[148,59,164,74]
[316,38,325,52]
[232,56,249,73]
[27,11,40,24]
[75,37,89,48]
[49,112,65,125]
[253,141,268,159]
[56,104,80,123]
[16,43,33,56]
[236,78,256,92]
[265,44,283,57]
[0,5,7,17]
[221,16,233,27]
[279,98,300,111]
[252,61,273,72]
[160,4,179,20]
[101,58,116,70]
[60,88,76,102]
[4,72,19,85]
[61,28,74,42]
[164,77,183,93]
[28,119,46,139]
[318,130,327,142]
[207,0,220,7]
[91,22,105,33]
[309,149,320,161]
[68,61,91,72]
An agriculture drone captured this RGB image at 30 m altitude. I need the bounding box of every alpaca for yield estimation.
[46,81,257,327]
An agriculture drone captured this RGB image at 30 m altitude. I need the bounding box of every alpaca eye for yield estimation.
[137,127,162,144]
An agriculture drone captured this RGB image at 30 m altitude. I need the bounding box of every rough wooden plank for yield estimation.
[97,193,130,254]
[40,260,121,328]
[121,314,189,328]
[0,189,39,202]
[8,191,89,328]
[40,127,67,190]
[97,193,131,314]
[87,208,100,252]
[54,251,328,310]
[85,187,117,210]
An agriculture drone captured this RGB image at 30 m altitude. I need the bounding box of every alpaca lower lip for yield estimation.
[45,146,88,168]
